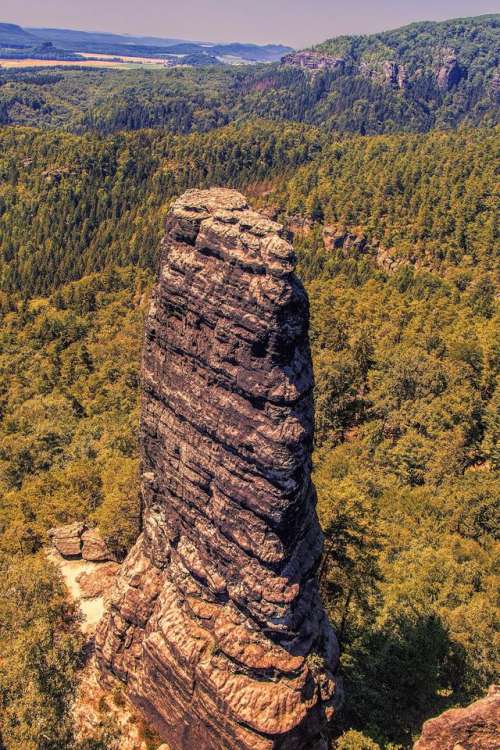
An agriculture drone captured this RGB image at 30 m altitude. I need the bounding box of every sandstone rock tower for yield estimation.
[96,189,341,749]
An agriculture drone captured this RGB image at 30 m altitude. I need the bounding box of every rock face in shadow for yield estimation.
[414,685,500,750]
[96,188,341,750]
[436,48,464,90]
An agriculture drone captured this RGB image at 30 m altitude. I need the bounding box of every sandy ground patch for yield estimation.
[80,52,169,65]
[47,550,167,747]
[47,550,106,633]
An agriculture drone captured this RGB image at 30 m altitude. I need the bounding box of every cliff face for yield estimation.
[282,48,468,92]
[96,188,341,750]
[436,48,465,90]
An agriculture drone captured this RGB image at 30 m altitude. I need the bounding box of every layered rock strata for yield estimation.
[96,188,341,749]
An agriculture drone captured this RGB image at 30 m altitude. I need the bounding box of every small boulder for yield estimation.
[77,562,120,601]
[48,522,86,558]
[81,528,116,562]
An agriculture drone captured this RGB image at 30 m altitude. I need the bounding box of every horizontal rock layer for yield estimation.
[96,188,341,749]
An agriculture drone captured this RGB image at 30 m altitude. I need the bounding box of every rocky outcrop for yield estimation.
[81,529,117,562]
[382,61,399,87]
[288,218,432,274]
[287,213,314,236]
[282,45,472,93]
[282,51,411,90]
[322,225,368,255]
[414,685,500,750]
[490,71,500,102]
[359,60,407,89]
[436,48,465,90]
[321,225,403,271]
[96,188,341,750]
[48,522,116,562]
[281,50,346,73]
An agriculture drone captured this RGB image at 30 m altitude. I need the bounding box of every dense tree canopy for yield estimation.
[0,124,497,299]
[0,121,321,295]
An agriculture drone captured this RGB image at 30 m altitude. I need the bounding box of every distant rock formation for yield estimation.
[287,218,438,275]
[282,45,469,92]
[96,188,342,750]
[382,60,399,87]
[281,51,412,90]
[491,71,500,102]
[436,48,465,90]
[414,685,500,750]
[281,50,346,73]
[359,60,407,89]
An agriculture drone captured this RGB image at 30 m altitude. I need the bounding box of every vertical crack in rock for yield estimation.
[96,188,342,750]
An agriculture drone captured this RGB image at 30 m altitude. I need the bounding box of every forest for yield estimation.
[0,11,498,750]
[0,124,497,297]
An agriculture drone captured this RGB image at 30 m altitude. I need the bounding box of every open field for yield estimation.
[0,56,167,69]
[80,51,170,65]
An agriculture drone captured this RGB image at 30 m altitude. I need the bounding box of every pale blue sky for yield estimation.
[2,0,498,47]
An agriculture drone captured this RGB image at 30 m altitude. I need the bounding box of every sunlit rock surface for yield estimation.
[414,685,500,750]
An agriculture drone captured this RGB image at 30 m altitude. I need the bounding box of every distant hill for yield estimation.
[26,26,188,48]
[0,22,38,47]
[313,14,499,65]
[20,24,292,62]
[283,14,499,93]
[0,40,83,61]
[269,14,500,131]
[0,14,497,132]
[165,42,292,63]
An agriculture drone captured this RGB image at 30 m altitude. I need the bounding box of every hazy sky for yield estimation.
[2,0,498,47]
